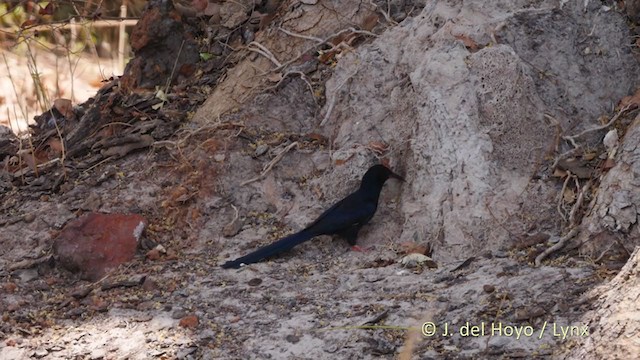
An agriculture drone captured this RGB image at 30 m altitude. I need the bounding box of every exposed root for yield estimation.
[549,105,633,170]
[369,0,398,26]
[537,179,592,266]
[556,171,573,222]
[247,41,282,67]
[277,27,324,43]
[263,71,315,98]
[534,227,579,266]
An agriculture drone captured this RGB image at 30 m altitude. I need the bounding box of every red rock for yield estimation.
[179,315,199,329]
[4,282,17,293]
[53,213,146,280]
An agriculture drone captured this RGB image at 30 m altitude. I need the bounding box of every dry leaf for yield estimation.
[39,2,56,15]
[53,98,74,119]
[361,13,379,31]
[602,158,616,170]
[552,168,567,177]
[583,151,597,161]
[563,188,576,204]
[368,141,389,155]
[267,73,283,83]
[619,88,640,108]
[46,138,64,157]
[399,242,429,255]
[305,133,327,142]
[20,19,38,28]
[454,34,479,51]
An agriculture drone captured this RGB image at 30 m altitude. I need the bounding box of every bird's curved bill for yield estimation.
[390,171,405,182]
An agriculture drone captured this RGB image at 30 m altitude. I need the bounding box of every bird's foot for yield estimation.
[351,245,369,252]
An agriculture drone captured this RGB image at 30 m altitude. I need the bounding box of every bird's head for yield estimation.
[361,164,405,188]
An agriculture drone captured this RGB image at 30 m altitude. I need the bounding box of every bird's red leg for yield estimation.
[351,245,368,252]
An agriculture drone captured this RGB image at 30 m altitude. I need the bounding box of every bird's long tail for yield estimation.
[221,229,315,269]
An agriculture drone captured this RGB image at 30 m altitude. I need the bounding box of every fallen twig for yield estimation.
[241,142,298,186]
[320,70,358,126]
[562,104,632,145]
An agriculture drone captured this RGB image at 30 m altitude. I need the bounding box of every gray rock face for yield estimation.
[321,0,638,259]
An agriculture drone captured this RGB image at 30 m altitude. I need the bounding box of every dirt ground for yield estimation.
[0,166,605,360]
[1,0,639,359]
[0,123,613,359]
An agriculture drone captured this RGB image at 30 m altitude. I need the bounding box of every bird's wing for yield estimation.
[304,191,377,235]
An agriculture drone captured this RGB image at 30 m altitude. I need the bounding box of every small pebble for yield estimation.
[254,144,269,157]
[392,12,407,22]
[90,348,106,359]
[285,334,300,343]
[34,347,48,358]
[172,309,187,319]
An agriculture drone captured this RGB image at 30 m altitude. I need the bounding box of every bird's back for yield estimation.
[304,189,378,236]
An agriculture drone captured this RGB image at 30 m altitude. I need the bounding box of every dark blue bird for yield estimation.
[221,164,404,269]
